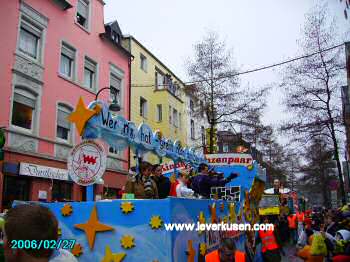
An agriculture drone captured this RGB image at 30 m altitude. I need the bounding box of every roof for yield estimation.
[105,20,123,36]
[124,35,186,86]
[99,33,133,58]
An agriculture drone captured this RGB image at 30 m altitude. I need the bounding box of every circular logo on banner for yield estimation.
[67,140,106,186]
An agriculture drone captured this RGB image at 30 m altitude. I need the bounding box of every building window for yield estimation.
[156,71,165,90]
[173,109,178,127]
[11,88,36,130]
[84,57,97,90]
[76,0,89,29]
[190,99,195,113]
[191,120,195,139]
[110,73,121,105]
[19,24,40,59]
[52,181,72,201]
[201,126,205,146]
[156,104,162,122]
[223,143,229,153]
[200,101,204,117]
[60,43,75,79]
[57,105,72,142]
[169,106,172,124]
[140,97,148,118]
[140,53,147,72]
[109,147,118,155]
[112,31,120,44]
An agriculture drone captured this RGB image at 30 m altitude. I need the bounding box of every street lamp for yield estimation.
[95,86,120,112]
[85,88,119,202]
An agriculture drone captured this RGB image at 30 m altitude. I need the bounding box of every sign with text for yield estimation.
[79,100,206,166]
[161,161,191,174]
[67,140,106,186]
[205,153,253,166]
[19,163,69,181]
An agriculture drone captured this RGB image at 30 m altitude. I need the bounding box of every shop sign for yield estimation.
[205,153,253,166]
[67,140,106,186]
[19,163,69,181]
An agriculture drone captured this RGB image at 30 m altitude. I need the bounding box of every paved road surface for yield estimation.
[282,244,303,262]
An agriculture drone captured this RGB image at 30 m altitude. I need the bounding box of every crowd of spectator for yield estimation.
[123,161,238,200]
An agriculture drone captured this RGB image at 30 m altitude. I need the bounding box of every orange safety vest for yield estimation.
[296,212,305,222]
[259,229,279,253]
[287,215,297,229]
[205,249,246,262]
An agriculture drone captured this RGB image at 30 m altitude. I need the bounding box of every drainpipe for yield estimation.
[127,54,133,170]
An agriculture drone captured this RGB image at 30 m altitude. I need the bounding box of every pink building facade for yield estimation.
[0,0,131,210]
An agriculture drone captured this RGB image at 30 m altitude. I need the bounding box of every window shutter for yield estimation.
[57,109,70,129]
[85,58,96,72]
[21,23,41,38]
[14,93,35,108]
[110,74,121,89]
[61,44,75,59]
[77,0,88,18]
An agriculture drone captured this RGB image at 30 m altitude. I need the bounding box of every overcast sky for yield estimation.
[104,0,349,134]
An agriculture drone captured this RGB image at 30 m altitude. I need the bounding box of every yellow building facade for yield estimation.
[123,36,187,164]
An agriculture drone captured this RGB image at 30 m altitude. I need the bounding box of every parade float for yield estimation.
[14,97,266,261]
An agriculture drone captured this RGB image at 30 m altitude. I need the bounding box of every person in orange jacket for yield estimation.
[255,216,284,262]
[287,213,297,244]
[205,238,246,262]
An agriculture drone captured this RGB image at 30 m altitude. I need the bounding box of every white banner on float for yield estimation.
[205,153,253,166]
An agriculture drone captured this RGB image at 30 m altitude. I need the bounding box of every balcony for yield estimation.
[155,75,183,102]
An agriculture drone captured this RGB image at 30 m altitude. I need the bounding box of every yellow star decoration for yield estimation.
[74,205,114,250]
[71,243,83,257]
[101,245,126,262]
[186,240,195,262]
[120,235,135,249]
[120,202,134,214]
[68,97,97,136]
[199,243,207,256]
[149,215,163,229]
[61,204,73,216]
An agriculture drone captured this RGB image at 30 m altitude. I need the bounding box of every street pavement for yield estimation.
[282,244,303,262]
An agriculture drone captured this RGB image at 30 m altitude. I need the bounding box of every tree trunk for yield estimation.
[209,47,215,154]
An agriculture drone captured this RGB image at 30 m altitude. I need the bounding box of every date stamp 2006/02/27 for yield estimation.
[11,239,76,250]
